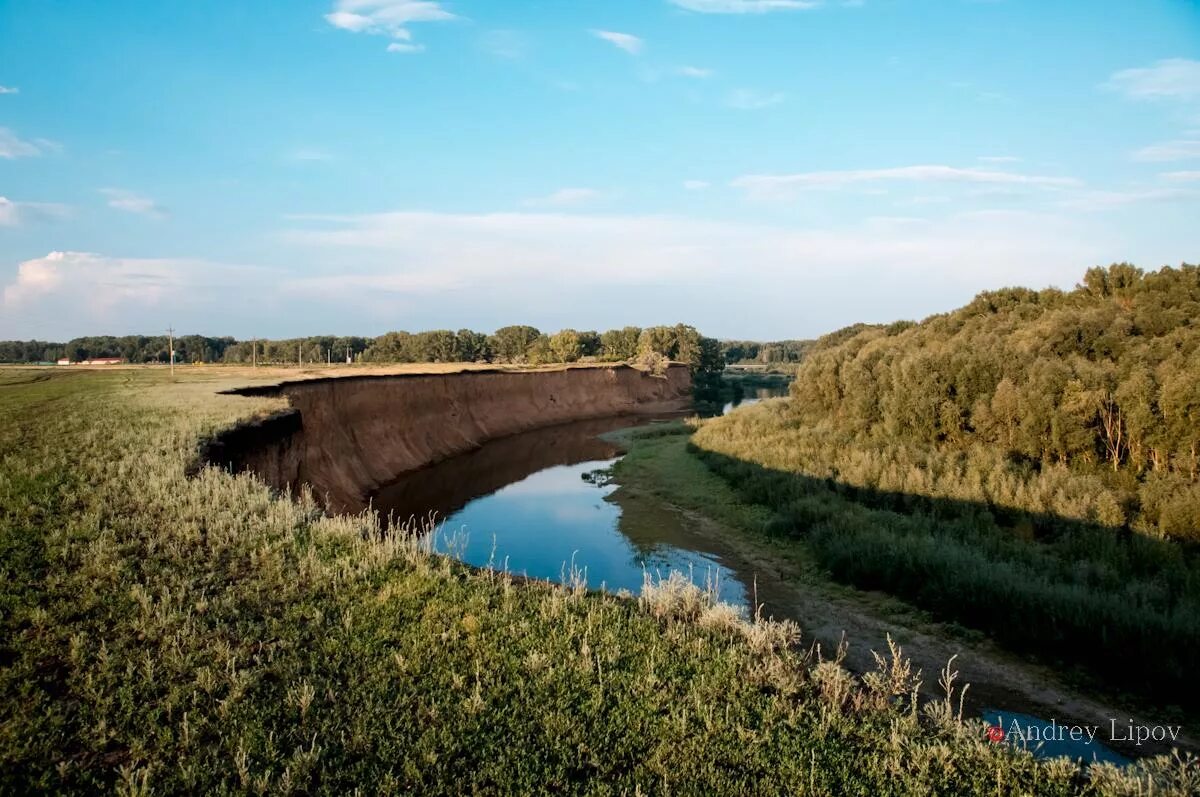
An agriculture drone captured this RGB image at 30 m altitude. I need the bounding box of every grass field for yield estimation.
[1,366,1196,794]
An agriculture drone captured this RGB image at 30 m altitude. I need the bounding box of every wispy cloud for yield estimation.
[683,180,711,190]
[1161,170,1200,182]
[1058,187,1200,211]
[1104,58,1200,101]
[725,89,785,109]
[676,66,713,78]
[0,86,18,95]
[0,127,51,159]
[479,29,527,60]
[1132,139,1200,162]
[523,188,603,207]
[270,208,1111,334]
[732,165,1079,199]
[386,41,424,53]
[0,197,70,227]
[325,0,456,52]
[668,0,821,12]
[591,30,644,55]
[100,189,168,219]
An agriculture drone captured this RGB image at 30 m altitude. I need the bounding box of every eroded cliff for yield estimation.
[202,364,692,512]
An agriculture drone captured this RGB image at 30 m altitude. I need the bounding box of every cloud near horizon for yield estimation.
[732,165,1081,199]
[0,207,1129,339]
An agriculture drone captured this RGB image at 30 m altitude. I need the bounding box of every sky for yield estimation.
[1,0,1198,341]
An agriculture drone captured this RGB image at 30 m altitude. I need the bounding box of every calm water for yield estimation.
[370,397,789,608]
[370,393,1137,767]
[980,710,1132,766]
[722,385,789,415]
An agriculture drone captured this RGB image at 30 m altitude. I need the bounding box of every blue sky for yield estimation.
[1,0,1198,341]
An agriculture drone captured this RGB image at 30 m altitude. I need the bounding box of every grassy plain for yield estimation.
[1,366,1196,794]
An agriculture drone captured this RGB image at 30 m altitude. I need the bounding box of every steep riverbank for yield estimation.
[199,364,692,512]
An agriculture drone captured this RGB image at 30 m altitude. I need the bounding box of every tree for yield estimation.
[600,327,641,361]
[488,326,541,363]
[549,329,584,363]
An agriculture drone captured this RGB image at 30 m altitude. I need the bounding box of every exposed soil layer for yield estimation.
[201,365,692,512]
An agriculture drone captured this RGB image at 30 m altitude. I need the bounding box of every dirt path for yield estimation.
[613,484,1198,760]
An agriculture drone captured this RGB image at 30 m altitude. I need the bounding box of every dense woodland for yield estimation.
[694,263,1200,708]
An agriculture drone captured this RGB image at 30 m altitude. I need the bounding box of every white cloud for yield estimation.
[732,165,1080,199]
[668,0,821,12]
[1133,139,1200,162]
[1161,170,1200,182]
[523,188,603,207]
[0,86,18,95]
[676,66,713,78]
[100,189,168,219]
[0,127,47,159]
[1104,59,1200,101]
[1058,188,1200,211]
[683,180,710,190]
[2,252,177,310]
[325,0,455,51]
[0,208,1140,339]
[0,196,70,227]
[725,89,785,110]
[591,30,644,55]
[272,208,1113,333]
[0,251,278,338]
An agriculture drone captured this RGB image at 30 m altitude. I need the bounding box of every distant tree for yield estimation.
[549,329,584,363]
[455,329,490,362]
[488,326,541,363]
[600,327,641,361]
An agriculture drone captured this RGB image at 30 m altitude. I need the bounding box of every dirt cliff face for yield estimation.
[203,364,692,512]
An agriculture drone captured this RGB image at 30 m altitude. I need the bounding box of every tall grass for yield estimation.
[0,368,1195,793]
[692,400,1200,710]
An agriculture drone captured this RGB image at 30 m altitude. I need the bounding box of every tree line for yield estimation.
[0,323,726,377]
[786,263,1200,540]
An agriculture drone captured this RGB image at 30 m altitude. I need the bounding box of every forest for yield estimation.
[692,263,1200,709]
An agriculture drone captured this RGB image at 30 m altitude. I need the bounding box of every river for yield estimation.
[368,384,1133,766]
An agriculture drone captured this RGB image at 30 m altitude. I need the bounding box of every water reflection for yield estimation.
[370,413,748,606]
[980,709,1132,766]
[722,385,790,415]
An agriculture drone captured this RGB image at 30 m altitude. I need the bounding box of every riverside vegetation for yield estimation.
[3,367,1198,793]
[690,264,1200,713]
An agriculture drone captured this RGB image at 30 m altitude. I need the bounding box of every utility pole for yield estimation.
[346,344,351,365]
[327,348,331,366]
[298,343,303,368]
[252,337,257,368]
[167,326,175,376]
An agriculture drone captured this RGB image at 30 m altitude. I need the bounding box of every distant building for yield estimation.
[56,357,125,366]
